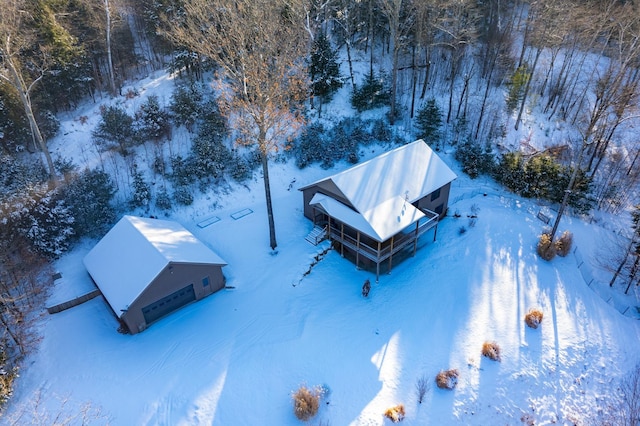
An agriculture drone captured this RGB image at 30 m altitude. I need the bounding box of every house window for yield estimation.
[430,188,441,201]
[435,204,444,215]
[202,276,210,287]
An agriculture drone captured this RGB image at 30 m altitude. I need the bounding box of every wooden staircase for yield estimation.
[305,225,328,246]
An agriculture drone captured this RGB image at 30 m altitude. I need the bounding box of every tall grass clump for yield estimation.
[537,233,557,260]
[292,385,321,421]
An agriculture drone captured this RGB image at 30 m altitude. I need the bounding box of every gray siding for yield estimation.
[122,263,225,334]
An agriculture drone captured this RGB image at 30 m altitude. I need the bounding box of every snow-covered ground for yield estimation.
[3,61,640,424]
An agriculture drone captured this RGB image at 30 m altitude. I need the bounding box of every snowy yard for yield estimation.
[6,154,640,425]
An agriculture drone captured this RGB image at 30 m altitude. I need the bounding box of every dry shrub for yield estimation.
[292,385,320,421]
[537,233,557,261]
[482,341,501,361]
[525,309,544,329]
[435,369,459,390]
[555,231,573,257]
[384,404,405,423]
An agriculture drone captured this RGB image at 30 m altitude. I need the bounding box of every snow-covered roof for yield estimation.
[83,215,226,317]
[302,139,457,213]
[303,140,456,241]
[310,193,425,241]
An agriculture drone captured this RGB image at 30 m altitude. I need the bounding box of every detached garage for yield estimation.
[83,215,227,334]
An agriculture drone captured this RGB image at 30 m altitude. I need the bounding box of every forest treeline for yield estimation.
[1,0,640,408]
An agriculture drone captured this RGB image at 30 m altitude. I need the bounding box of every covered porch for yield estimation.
[308,193,440,281]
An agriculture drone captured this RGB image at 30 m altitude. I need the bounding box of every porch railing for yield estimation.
[327,209,439,263]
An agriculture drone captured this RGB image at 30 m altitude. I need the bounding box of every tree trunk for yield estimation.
[259,134,277,250]
[550,140,586,241]
[610,239,634,287]
[515,47,540,131]
[6,56,56,181]
[105,0,117,95]
[389,46,399,124]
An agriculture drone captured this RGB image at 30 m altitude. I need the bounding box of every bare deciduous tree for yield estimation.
[0,0,56,181]
[161,0,309,250]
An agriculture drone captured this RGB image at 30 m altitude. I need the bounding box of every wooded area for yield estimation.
[1,0,640,408]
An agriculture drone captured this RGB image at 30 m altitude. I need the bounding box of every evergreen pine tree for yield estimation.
[310,32,343,116]
[415,99,443,149]
[130,165,151,209]
[135,95,172,142]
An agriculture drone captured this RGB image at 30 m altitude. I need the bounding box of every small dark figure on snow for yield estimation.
[362,279,371,297]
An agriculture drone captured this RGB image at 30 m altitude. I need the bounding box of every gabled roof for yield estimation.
[83,215,226,317]
[302,140,457,241]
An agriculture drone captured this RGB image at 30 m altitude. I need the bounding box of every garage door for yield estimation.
[142,284,195,325]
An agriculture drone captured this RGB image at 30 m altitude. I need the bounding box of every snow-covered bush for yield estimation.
[129,165,151,209]
[229,154,253,182]
[190,133,232,180]
[173,187,193,206]
[496,152,594,214]
[135,95,171,143]
[455,136,494,179]
[19,188,75,258]
[555,231,573,257]
[537,233,557,261]
[525,309,544,329]
[415,99,443,148]
[292,385,320,421]
[169,155,196,187]
[155,187,172,211]
[351,70,390,112]
[435,369,459,390]
[481,341,501,361]
[294,122,327,169]
[169,83,203,132]
[383,404,405,423]
[93,106,136,155]
[371,118,393,143]
[59,168,116,238]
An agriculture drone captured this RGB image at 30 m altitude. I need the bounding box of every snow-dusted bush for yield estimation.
[351,70,390,112]
[482,341,501,361]
[383,404,405,423]
[415,99,443,147]
[169,83,203,132]
[135,95,171,143]
[60,168,116,238]
[92,106,136,155]
[537,233,557,261]
[173,187,193,206]
[190,133,232,180]
[169,155,195,187]
[436,369,459,390]
[455,136,494,179]
[292,385,320,421]
[20,188,75,258]
[525,309,544,329]
[555,230,573,257]
[155,187,172,211]
[129,166,151,209]
[294,122,327,169]
[229,154,253,182]
[371,118,393,143]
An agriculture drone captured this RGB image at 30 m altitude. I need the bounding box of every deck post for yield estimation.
[413,221,419,256]
[341,223,344,257]
[388,237,394,272]
[377,241,382,282]
[356,231,361,270]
